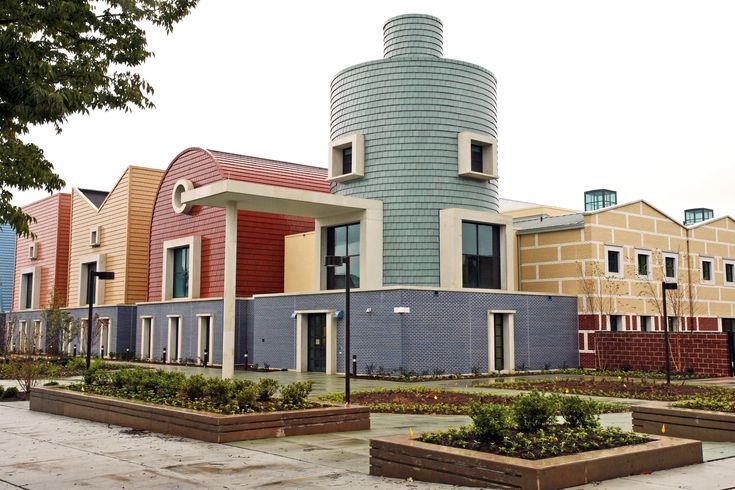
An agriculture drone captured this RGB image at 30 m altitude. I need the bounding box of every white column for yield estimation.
[222,200,238,378]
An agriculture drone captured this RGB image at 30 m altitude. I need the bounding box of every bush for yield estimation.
[66,357,86,371]
[280,381,314,409]
[83,366,112,386]
[235,383,258,412]
[468,402,512,440]
[180,374,208,401]
[2,386,19,399]
[257,378,280,402]
[205,378,233,407]
[0,386,4,397]
[560,396,601,428]
[43,381,59,386]
[513,391,559,432]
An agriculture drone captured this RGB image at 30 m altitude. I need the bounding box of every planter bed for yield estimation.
[633,403,735,442]
[370,433,702,490]
[30,386,370,443]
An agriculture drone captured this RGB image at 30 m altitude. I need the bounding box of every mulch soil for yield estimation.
[495,379,714,400]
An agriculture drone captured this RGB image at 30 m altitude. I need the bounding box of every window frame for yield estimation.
[18,266,41,310]
[635,249,651,278]
[663,252,678,281]
[724,260,735,286]
[328,134,364,182]
[638,315,652,332]
[608,314,622,332]
[162,236,201,300]
[458,131,498,180]
[604,245,624,278]
[325,222,360,290]
[700,256,714,284]
[461,220,502,289]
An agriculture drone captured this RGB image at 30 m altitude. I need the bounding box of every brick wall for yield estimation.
[592,332,731,376]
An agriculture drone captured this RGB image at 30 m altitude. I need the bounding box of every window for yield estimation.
[342,147,352,175]
[609,315,621,332]
[639,316,651,332]
[140,317,154,361]
[684,208,713,225]
[28,242,38,260]
[604,246,623,278]
[462,221,501,289]
[636,250,650,276]
[90,225,100,247]
[664,254,677,280]
[667,317,679,332]
[701,258,713,282]
[584,189,617,211]
[726,261,735,285]
[326,223,360,289]
[22,273,33,309]
[167,316,182,363]
[172,246,189,298]
[458,132,498,180]
[81,261,97,304]
[162,236,200,300]
[328,134,364,182]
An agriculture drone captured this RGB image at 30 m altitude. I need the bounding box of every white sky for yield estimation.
[19,0,735,221]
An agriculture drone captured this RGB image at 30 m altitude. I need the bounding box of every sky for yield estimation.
[19,0,735,221]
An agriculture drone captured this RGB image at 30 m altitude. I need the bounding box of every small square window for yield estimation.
[90,225,101,247]
[609,315,622,332]
[458,132,498,180]
[663,254,678,280]
[28,242,38,260]
[328,134,364,182]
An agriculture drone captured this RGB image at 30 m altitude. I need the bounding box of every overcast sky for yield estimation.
[19,0,735,221]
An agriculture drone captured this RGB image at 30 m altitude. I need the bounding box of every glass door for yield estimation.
[307,314,327,372]
[494,314,504,371]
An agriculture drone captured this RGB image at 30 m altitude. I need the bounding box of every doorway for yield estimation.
[307,314,327,372]
[488,311,515,373]
[197,315,213,366]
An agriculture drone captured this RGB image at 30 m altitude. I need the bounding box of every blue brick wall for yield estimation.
[136,299,249,365]
[0,224,16,312]
[251,289,579,374]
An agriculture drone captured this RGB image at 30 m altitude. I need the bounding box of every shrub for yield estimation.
[2,386,19,399]
[280,381,314,409]
[43,381,59,386]
[205,378,233,407]
[560,396,601,428]
[180,374,208,401]
[66,357,86,371]
[513,391,559,432]
[235,383,258,412]
[84,366,112,386]
[0,386,4,397]
[257,378,280,402]
[468,402,512,440]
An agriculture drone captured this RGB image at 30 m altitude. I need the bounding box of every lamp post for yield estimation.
[86,270,115,369]
[662,281,678,385]
[325,255,351,404]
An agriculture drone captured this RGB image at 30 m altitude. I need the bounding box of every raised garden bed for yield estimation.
[633,403,735,442]
[476,378,734,401]
[370,433,702,490]
[30,386,370,443]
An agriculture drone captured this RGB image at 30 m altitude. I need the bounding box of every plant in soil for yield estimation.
[672,394,735,413]
[419,391,649,460]
[66,368,319,414]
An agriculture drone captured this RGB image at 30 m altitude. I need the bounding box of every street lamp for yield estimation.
[86,270,115,369]
[325,255,351,404]
[662,281,678,385]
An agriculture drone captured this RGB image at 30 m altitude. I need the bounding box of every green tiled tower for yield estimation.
[330,14,498,286]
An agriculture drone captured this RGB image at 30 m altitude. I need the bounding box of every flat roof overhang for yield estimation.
[182,179,381,218]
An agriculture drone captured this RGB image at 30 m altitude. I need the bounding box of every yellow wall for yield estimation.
[284,231,316,293]
[518,201,735,324]
[502,205,577,219]
[67,167,163,306]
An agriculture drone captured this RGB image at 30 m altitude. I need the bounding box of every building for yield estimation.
[0,224,15,313]
[64,166,164,357]
[136,148,327,367]
[181,14,579,377]
[8,193,71,352]
[516,193,735,375]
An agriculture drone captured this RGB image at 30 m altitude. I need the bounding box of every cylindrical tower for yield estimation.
[330,14,498,286]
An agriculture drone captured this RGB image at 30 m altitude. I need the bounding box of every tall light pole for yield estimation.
[325,255,351,404]
[662,281,678,385]
[86,270,115,369]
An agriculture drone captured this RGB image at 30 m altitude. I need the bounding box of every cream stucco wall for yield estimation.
[284,232,316,293]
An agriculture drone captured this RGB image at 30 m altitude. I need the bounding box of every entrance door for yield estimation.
[307,314,327,372]
[494,314,504,371]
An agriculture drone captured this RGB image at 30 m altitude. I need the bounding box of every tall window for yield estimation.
[82,261,97,304]
[326,223,360,289]
[470,144,483,173]
[726,263,734,284]
[664,256,676,279]
[22,272,33,309]
[701,260,712,282]
[609,315,621,332]
[637,253,649,276]
[607,250,620,274]
[462,222,501,289]
[172,246,189,298]
[342,147,352,175]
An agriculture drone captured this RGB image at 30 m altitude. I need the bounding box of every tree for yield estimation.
[0,0,198,237]
[42,288,78,356]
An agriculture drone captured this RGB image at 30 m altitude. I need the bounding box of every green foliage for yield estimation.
[180,374,208,401]
[513,391,559,432]
[0,0,198,236]
[257,378,280,402]
[560,396,601,428]
[234,383,258,412]
[43,381,59,386]
[280,381,314,409]
[2,386,19,398]
[468,402,512,439]
[673,395,735,413]
[0,385,4,397]
[42,289,78,356]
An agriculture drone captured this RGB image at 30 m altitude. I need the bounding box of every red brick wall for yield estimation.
[593,332,731,376]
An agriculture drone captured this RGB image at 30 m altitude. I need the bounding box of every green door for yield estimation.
[494,314,504,371]
[307,314,327,372]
